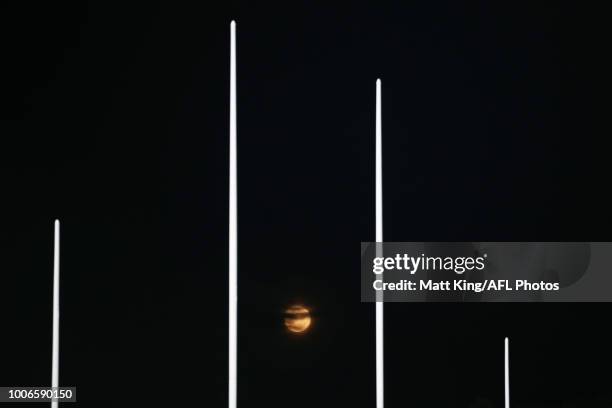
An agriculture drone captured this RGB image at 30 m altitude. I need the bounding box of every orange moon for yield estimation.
[284,305,312,334]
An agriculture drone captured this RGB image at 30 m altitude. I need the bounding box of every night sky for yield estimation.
[1,1,610,407]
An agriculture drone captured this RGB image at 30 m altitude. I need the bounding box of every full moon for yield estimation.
[284,305,312,334]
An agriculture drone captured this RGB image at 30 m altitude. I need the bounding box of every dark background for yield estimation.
[0,1,609,407]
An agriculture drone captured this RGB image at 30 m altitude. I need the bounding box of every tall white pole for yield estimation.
[52,220,60,408]
[229,20,238,408]
[375,79,384,408]
[505,337,510,408]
